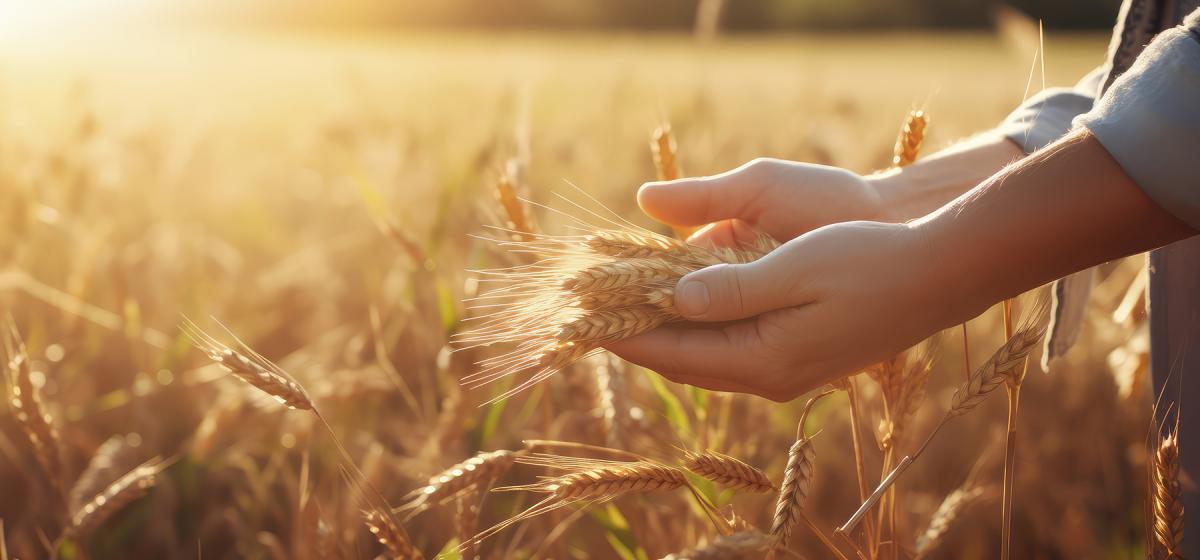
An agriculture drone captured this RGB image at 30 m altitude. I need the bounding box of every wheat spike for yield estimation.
[181,318,313,410]
[892,110,927,168]
[682,451,775,493]
[915,486,985,556]
[1154,430,1185,559]
[770,390,832,547]
[660,532,772,560]
[398,450,515,516]
[3,321,62,490]
[69,457,168,538]
[948,299,1049,417]
[495,171,534,240]
[68,434,144,515]
[467,456,686,546]
[365,509,423,560]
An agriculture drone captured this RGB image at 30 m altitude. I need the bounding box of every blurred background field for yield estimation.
[0,2,1159,559]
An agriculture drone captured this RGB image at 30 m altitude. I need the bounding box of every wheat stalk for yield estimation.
[661,532,771,560]
[181,318,313,410]
[397,449,516,517]
[682,451,775,493]
[3,320,62,493]
[365,508,423,560]
[1154,429,1184,559]
[892,110,927,168]
[69,456,169,539]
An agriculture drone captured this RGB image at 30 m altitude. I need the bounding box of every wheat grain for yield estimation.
[495,171,534,240]
[69,457,167,538]
[3,321,62,490]
[682,451,775,493]
[661,532,771,560]
[366,509,423,560]
[892,110,927,168]
[181,318,313,410]
[1154,430,1184,559]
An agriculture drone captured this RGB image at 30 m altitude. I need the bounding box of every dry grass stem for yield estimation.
[456,488,481,560]
[682,451,775,493]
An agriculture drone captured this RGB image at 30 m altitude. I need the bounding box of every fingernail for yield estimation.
[676,279,710,317]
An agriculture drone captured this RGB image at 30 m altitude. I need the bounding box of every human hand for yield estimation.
[606,221,971,401]
[637,158,888,249]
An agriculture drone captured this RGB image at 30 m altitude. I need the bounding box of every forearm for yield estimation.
[915,130,1196,322]
[871,132,1025,222]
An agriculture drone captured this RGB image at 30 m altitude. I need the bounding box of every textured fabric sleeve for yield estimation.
[1074,12,1200,230]
[997,67,1104,153]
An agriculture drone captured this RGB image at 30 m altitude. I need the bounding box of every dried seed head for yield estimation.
[770,438,816,546]
[916,486,985,555]
[69,457,168,539]
[402,450,515,514]
[495,172,534,240]
[682,451,775,493]
[365,509,422,560]
[4,323,61,488]
[1154,431,1185,559]
[892,110,927,168]
[948,299,1049,417]
[69,434,144,515]
[181,319,313,411]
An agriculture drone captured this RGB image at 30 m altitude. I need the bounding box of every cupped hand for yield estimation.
[637,158,886,249]
[606,221,969,402]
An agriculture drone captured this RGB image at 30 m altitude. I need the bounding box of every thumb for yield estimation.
[672,256,797,322]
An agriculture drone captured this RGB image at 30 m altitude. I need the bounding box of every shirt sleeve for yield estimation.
[1074,10,1200,230]
[997,67,1104,154]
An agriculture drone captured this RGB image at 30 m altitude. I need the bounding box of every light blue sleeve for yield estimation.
[997,67,1104,154]
[1074,11,1200,229]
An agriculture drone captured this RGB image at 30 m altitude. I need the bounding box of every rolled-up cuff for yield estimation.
[1074,27,1200,230]
[999,88,1096,153]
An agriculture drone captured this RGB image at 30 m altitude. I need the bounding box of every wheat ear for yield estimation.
[892,110,927,168]
[365,509,423,560]
[180,318,312,410]
[915,486,985,557]
[1154,428,1184,559]
[3,320,62,494]
[69,456,169,538]
[397,449,516,518]
[682,451,775,493]
[771,390,835,549]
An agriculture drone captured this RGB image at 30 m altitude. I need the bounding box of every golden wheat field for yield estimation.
[0,25,1167,560]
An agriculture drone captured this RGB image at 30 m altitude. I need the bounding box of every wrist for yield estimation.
[865,170,910,223]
